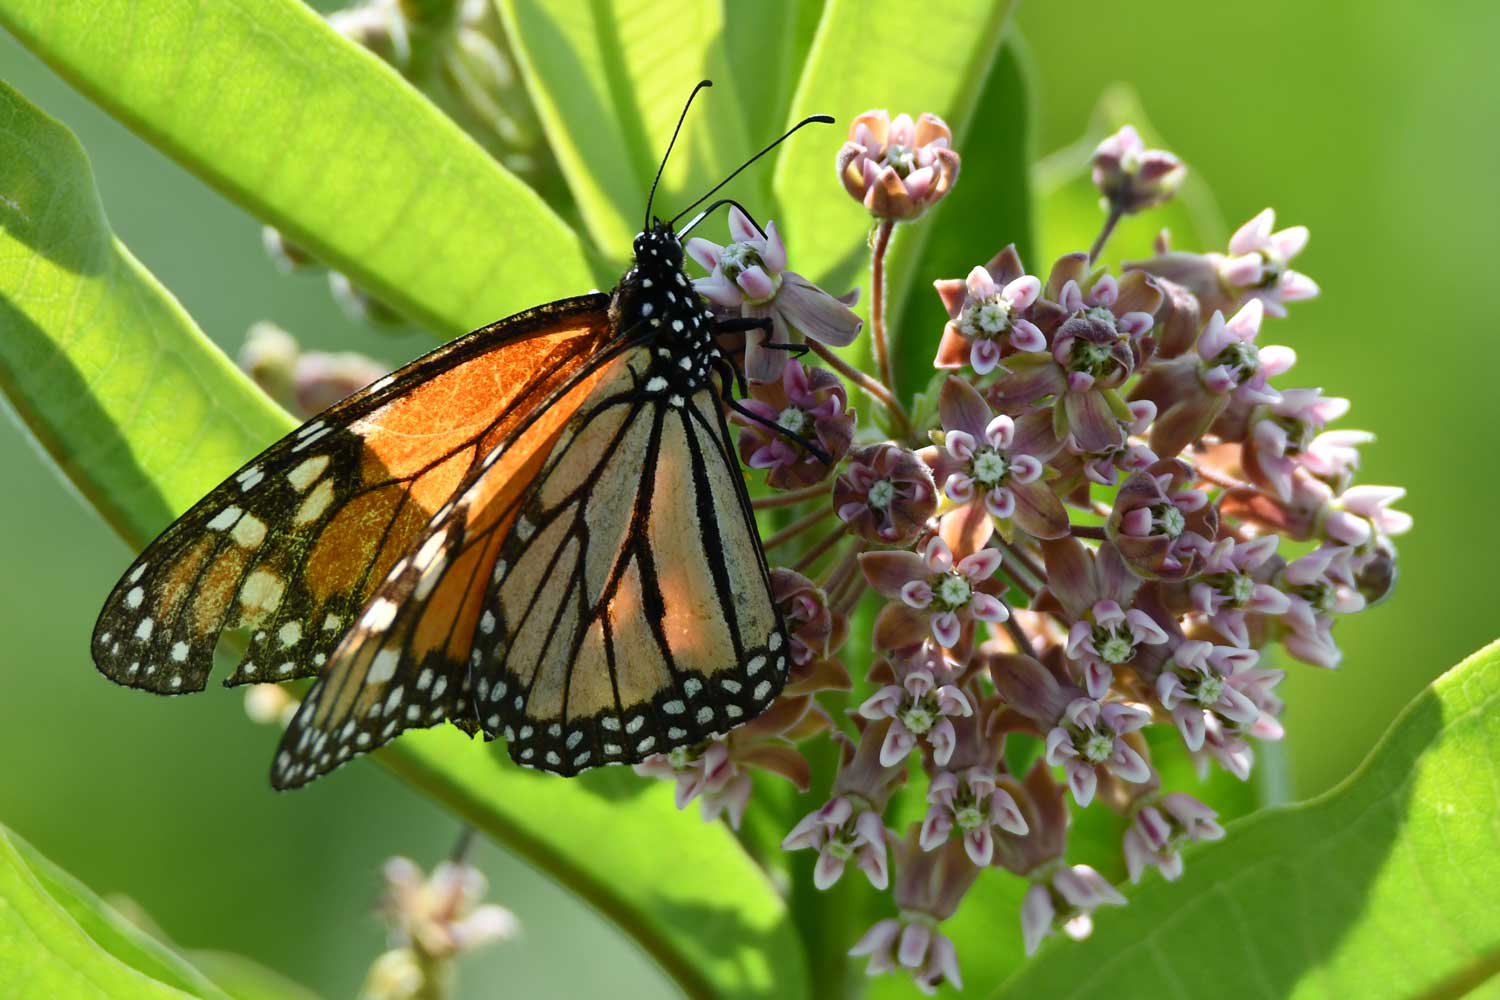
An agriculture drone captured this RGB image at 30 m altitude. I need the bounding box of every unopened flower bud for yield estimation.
[1091,125,1185,214]
[837,111,960,221]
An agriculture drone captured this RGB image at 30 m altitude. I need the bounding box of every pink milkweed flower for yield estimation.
[1273,546,1366,668]
[1301,429,1375,490]
[932,246,1058,374]
[1107,459,1217,580]
[1324,485,1413,547]
[837,110,961,221]
[731,360,854,489]
[1154,640,1262,751]
[1196,299,1295,403]
[848,917,962,995]
[770,569,846,670]
[686,206,862,383]
[1065,601,1171,701]
[990,262,1161,457]
[861,531,1010,651]
[857,667,974,767]
[1044,697,1153,807]
[920,768,1029,866]
[1123,793,1225,883]
[1091,125,1186,214]
[1238,387,1351,500]
[919,375,1067,539]
[380,856,519,961]
[1020,863,1125,956]
[1220,208,1320,318]
[1189,535,1292,647]
[782,795,890,891]
[834,443,938,545]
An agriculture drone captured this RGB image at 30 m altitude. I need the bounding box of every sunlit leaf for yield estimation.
[996,639,1500,1000]
[0,76,806,1000]
[0,0,597,335]
[0,824,225,999]
[497,0,753,260]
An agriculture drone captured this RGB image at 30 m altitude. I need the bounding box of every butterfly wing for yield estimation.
[477,346,789,773]
[269,337,624,788]
[91,295,612,696]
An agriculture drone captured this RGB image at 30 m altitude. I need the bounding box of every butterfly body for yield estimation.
[93,219,791,788]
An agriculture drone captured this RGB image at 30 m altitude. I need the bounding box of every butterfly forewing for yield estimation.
[92,297,611,698]
[269,337,623,788]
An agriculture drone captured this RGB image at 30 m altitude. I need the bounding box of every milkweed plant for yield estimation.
[12,1,1481,999]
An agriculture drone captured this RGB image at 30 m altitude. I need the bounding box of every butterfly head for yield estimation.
[632,219,685,272]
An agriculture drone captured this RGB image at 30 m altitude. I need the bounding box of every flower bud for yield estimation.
[1091,125,1185,214]
[837,111,960,220]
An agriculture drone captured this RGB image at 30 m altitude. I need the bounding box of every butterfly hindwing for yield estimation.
[469,346,790,774]
[92,296,611,697]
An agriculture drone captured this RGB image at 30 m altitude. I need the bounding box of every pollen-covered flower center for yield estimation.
[717,241,782,301]
[971,447,1010,487]
[1212,341,1260,383]
[1080,729,1115,764]
[1152,502,1185,539]
[1068,338,1125,379]
[935,573,973,610]
[882,143,916,177]
[867,478,896,510]
[825,833,857,861]
[1194,673,1226,706]
[778,405,808,435]
[899,699,938,735]
[1255,251,1286,289]
[666,746,693,770]
[1291,580,1336,614]
[954,802,986,831]
[1093,626,1137,665]
[1085,305,1117,328]
[959,294,1013,339]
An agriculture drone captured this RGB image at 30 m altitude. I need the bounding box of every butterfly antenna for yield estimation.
[670,114,835,228]
[645,79,713,231]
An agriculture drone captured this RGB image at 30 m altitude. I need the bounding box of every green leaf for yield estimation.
[0,0,597,336]
[770,0,1017,369]
[497,0,753,260]
[0,79,806,1000]
[996,639,1500,1000]
[1033,84,1227,271]
[0,824,220,999]
[888,36,1035,402]
[184,953,322,1000]
[0,80,295,541]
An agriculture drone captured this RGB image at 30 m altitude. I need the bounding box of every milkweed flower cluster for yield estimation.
[629,116,1407,993]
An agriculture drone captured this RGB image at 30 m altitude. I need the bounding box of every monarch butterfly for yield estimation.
[91,82,836,789]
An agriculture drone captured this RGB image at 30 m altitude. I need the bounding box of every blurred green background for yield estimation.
[2,1,1495,996]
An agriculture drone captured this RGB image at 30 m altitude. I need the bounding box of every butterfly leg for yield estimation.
[715,360,834,465]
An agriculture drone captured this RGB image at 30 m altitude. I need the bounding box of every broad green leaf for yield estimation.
[771,0,1016,371]
[996,639,1500,1000]
[0,824,211,999]
[0,0,597,336]
[0,81,806,1000]
[889,36,1035,402]
[722,0,822,144]
[0,80,295,541]
[185,953,322,1000]
[497,0,753,260]
[1034,84,1227,271]
[6,829,230,1000]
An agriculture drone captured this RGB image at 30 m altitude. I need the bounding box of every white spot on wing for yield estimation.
[287,455,330,491]
[207,506,242,531]
[368,649,400,684]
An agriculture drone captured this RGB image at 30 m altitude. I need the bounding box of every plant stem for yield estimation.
[1196,465,1258,493]
[1002,612,1039,660]
[870,218,897,392]
[763,506,828,551]
[1088,204,1125,265]
[808,341,912,441]
[752,481,832,509]
[994,538,1045,590]
[1071,524,1107,540]
[793,523,848,574]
